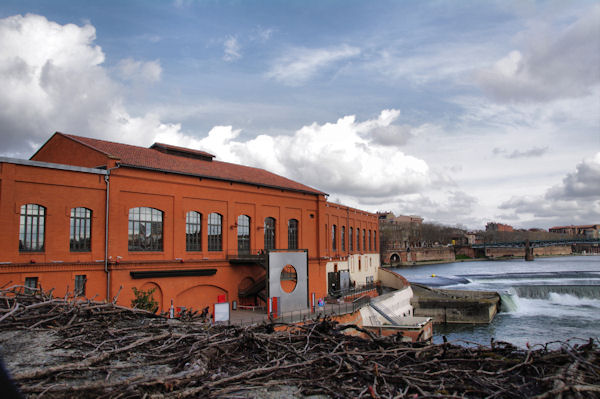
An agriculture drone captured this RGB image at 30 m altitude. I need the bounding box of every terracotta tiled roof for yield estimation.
[61,133,326,195]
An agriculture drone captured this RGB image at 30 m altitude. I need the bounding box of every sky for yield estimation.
[0,0,598,231]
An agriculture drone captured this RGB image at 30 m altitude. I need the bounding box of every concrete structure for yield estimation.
[410,284,500,324]
[0,132,380,315]
[359,289,432,342]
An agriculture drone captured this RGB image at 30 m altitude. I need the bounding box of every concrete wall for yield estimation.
[410,284,500,324]
[486,245,571,258]
[377,268,410,290]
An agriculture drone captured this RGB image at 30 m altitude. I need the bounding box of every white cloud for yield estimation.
[492,146,549,159]
[475,5,600,102]
[154,110,432,198]
[267,44,360,86]
[0,14,180,157]
[223,36,241,62]
[394,191,479,226]
[116,58,162,83]
[499,153,600,227]
[546,153,600,201]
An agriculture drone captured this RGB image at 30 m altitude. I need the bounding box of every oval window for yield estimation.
[280,264,297,293]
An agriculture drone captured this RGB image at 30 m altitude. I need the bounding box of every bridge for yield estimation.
[472,238,600,249]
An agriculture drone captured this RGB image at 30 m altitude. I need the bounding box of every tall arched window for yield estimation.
[128,207,163,251]
[374,231,377,251]
[356,227,361,251]
[186,211,202,251]
[288,219,298,249]
[208,213,223,251]
[264,217,276,250]
[332,224,337,251]
[341,226,346,251]
[363,229,366,252]
[237,215,250,254]
[368,230,372,251]
[70,207,92,252]
[19,204,45,252]
[349,227,354,251]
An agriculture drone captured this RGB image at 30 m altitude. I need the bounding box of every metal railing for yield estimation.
[230,295,371,327]
[328,281,378,299]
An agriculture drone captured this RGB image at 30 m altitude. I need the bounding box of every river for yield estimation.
[391,255,600,347]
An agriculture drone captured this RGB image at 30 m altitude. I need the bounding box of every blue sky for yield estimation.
[1,0,599,230]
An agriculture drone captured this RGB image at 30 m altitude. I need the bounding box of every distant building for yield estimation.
[378,212,423,225]
[549,225,599,239]
[485,222,514,232]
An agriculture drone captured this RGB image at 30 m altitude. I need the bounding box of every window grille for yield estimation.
[19,204,45,252]
[24,277,38,294]
[264,217,276,250]
[70,207,91,252]
[208,213,223,251]
[288,219,298,249]
[237,215,250,254]
[128,207,163,251]
[186,211,202,251]
[75,275,87,296]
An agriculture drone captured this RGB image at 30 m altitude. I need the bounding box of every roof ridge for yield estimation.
[60,133,114,157]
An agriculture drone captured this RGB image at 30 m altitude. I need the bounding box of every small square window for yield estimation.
[24,277,38,294]
[75,275,87,297]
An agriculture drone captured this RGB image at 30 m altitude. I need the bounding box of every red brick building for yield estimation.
[549,225,600,238]
[485,222,514,232]
[0,132,379,314]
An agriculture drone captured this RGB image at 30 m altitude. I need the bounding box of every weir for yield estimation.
[512,284,600,299]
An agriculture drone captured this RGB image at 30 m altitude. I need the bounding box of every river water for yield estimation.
[391,255,600,347]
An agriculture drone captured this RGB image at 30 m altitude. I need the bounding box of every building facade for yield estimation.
[549,225,600,238]
[485,222,514,232]
[0,133,379,314]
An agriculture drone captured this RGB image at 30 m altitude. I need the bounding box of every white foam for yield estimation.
[505,293,600,319]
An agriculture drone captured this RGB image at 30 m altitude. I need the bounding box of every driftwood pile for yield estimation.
[0,287,599,398]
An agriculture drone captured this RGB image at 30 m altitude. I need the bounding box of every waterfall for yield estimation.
[512,285,600,299]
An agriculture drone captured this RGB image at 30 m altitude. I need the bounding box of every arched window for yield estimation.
[356,227,361,251]
[341,226,346,251]
[186,211,202,251]
[128,207,163,251]
[349,227,354,251]
[363,229,366,252]
[237,215,250,254]
[374,231,377,251]
[264,217,276,250]
[332,224,337,251]
[368,230,372,251]
[208,213,222,251]
[19,204,45,252]
[288,219,298,250]
[70,207,92,252]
